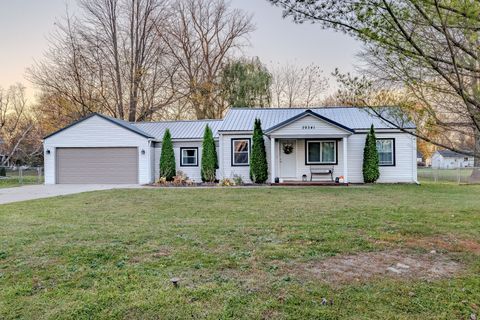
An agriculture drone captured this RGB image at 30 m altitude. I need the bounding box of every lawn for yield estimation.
[0,184,479,319]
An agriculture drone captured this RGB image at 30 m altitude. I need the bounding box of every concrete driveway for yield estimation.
[0,184,143,205]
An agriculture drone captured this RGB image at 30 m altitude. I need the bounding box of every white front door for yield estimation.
[279,139,297,178]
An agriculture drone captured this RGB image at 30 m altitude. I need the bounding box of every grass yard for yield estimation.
[0,184,479,319]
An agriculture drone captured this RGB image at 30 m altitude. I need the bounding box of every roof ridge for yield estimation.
[133,119,223,124]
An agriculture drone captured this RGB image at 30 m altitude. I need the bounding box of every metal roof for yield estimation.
[219,107,416,132]
[436,150,472,158]
[133,119,223,140]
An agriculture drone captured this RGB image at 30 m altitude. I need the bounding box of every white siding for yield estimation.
[43,116,152,184]
[219,134,271,183]
[153,141,220,182]
[347,133,417,183]
[269,114,351,137]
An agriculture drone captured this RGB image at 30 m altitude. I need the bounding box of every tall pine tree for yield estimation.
[160,129,176,181]
[201,124,218,182]
[250,118,269,183]
[362,125,380,183]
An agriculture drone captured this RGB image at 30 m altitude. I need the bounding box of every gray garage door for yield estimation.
[56,147,138,184]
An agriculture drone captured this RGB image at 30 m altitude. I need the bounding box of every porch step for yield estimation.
[271,182,349,186]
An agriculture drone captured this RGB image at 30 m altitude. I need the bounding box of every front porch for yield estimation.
[269,136,350,184]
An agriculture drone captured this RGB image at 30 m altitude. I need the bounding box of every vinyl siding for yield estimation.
[44,115,152,184]
[153,141,220,182]
[269,114,351,137]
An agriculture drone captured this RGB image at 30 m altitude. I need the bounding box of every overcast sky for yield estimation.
[0,0,361,99]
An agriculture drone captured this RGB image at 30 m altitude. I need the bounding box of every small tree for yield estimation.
[160,129,176,181]
[250,118,269,183]
[363,124,380,183]
[201,124,218,182]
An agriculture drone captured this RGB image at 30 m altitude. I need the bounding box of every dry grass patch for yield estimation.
[285,250,463,285]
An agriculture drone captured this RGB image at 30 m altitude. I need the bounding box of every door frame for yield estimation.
[278,139,297,179]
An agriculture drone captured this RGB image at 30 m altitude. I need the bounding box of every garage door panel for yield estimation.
[56,148,138,184]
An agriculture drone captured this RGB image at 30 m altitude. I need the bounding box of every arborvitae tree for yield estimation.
[363,124,380,183]
[250,118,269,183]
[201,124,218,182]
[160,129,176,181]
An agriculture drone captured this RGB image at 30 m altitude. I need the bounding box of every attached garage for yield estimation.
[43,113,155,185]
[56,147,138,184]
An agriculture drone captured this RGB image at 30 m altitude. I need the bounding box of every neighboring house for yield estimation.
[417,151,424,165]
[431,150,474,169]
[43,107,418,184]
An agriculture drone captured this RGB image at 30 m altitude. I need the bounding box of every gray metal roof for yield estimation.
[437,150,472,158]
[133,119,223,140]
[219,107,416,132]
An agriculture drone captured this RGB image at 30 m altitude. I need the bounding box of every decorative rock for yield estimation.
[470,313,477,320]
[387,267,402,274]
[396,263,410,269]
[430,250,437,254]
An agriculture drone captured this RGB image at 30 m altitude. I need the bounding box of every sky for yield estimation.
[0,0,362,100]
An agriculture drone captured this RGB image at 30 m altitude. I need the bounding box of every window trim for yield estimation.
[376,138,396,167]
[305,139,338,165]
[231,138,251,167]
[180,147,198,167]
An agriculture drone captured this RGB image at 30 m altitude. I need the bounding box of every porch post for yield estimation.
[270,137,276,183]
[343,136,348,183]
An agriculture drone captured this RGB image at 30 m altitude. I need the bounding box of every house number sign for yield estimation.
[302,125,316,130]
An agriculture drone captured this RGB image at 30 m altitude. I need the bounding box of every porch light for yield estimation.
[141,149,145,155]
[302,174,307,182]
[46,149,51,155]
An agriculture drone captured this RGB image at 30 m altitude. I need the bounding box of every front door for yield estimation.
[279,139,297,178]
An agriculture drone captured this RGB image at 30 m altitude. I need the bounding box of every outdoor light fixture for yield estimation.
[46,149,51,155]
[141,149,145,155]
[302,174,307,182]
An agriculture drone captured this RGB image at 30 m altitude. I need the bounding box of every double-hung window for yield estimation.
[306,140,337,164]
[376,139,395,166]
[232,139,250,166]
[180,147,198,166]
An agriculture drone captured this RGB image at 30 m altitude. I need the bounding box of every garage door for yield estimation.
[56,148,138,184]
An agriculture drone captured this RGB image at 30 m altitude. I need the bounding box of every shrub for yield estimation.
[233,174,244,186]
[249,118,268,183]
[160,129,176,181]
[363,124,380,183]
[219,178,235,186]
[201,124,218,182]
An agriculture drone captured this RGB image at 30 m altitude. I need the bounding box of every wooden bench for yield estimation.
[310,166,334,181]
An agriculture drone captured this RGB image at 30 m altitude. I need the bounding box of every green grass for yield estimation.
[0,176,43,188]
[0,184,479,319]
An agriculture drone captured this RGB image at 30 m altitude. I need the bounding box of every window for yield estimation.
[232,139,250,166]
[376,139,395,166]
[306,140,337,164]
[180,148,198,166]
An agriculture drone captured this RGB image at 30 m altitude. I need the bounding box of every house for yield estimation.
[43,107,418,184]
[431,150,474,169]
[417,150,424,165]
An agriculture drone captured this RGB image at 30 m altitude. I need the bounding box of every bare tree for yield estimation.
[270,62,328,107]
[28,0,177,122]
[0,85,41,166]
[161,0,254,119]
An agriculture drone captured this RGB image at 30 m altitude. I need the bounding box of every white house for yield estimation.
[431,150,474,169]
[43,107,418,184]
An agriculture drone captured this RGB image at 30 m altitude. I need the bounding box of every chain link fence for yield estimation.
[0,166,44,188]
[418,167,480,184]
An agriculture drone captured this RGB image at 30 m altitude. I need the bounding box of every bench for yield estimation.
[310,166,334,181]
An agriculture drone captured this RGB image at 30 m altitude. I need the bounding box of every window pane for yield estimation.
[376,139,394,165]
[379,152,392,165]
[321,142,335,163]
[182,149,197,165]
[234,153,248,164]
[234,140,248,152]
[183,156,196,165]
[308,142,321,163]
[376,140,392,152]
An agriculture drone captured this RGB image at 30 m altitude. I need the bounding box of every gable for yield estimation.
[44,115,149,146]
[266,113,353,137]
